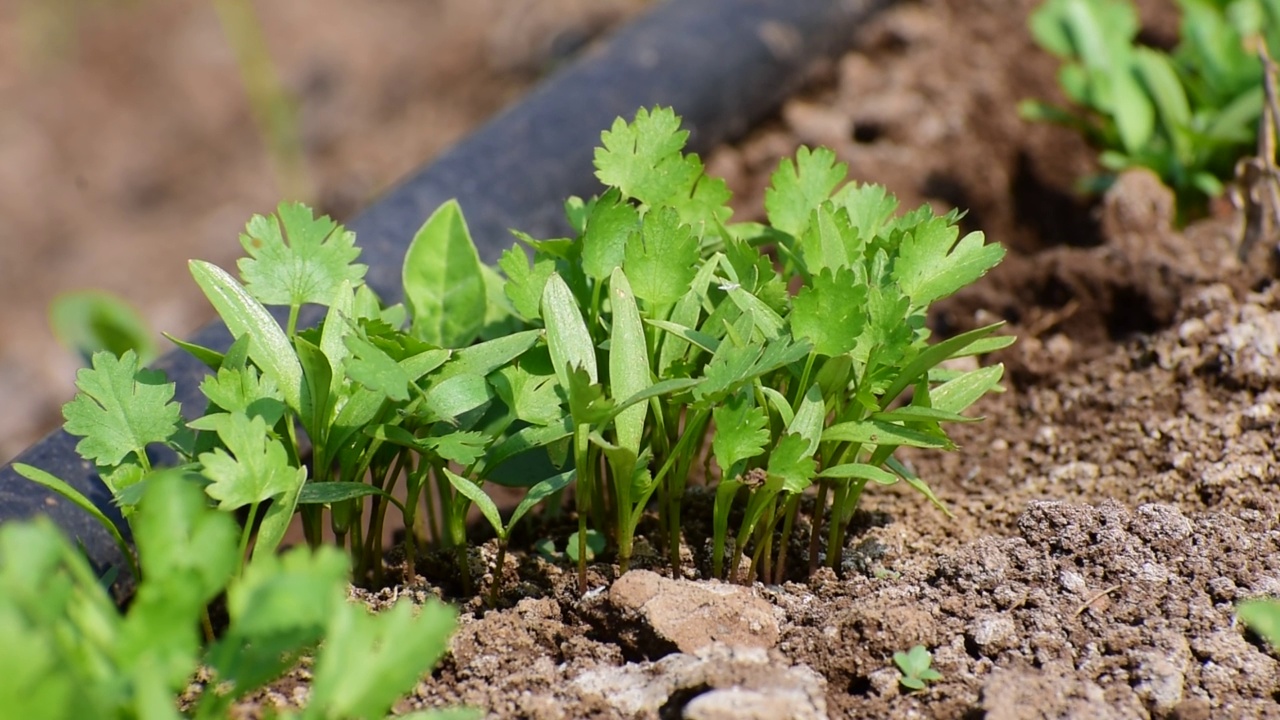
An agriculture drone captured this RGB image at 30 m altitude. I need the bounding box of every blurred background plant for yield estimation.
[1021,0,1280,220]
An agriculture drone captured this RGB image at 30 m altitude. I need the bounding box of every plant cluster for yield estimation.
[0,471,467,720]
[1023,0,1280,213]
[20,108,1010,601]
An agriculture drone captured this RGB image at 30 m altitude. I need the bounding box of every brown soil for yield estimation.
[0,0,642,462]
[10,0,1280,718]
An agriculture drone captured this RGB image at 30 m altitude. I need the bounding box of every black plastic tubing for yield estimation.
[0,0,890,588]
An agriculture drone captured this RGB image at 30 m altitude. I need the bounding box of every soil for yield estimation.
[9,0,1280,718]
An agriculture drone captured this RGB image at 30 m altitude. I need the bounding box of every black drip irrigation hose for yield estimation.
[0,0,892,592]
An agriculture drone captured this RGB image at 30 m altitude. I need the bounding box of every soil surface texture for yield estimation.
[11,0,1280,718]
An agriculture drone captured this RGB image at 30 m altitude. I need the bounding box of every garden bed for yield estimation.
[9,0,1280,718]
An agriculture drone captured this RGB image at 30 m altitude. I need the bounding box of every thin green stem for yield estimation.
[774,493,801,584]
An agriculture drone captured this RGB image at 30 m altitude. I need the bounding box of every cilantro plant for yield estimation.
[893,645,943,691]
[1023,0,1280,214]
[0,473,467,720]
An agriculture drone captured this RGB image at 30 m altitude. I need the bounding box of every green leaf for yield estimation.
[434,330,542,382]
[594,106,698,206]
[818,462,899,485]
[344,334,413,402]
[893,216,1006,308]
[295,337,335,448]
[696,340,764,404]
[835,182,899,243]
[822,419,952,449]
[252,479,302,562]
[880,322,1006,405]
[480,419,574,480]
[498,246,556,321]
[50,290,156,365]
[62,350,181,468]
[623,206,699,306]
[788,382,826,457]
[765,146,848,236]
[1239,599,1280,649]
[767,432,817,493]
[236,202,367,308]
[13,463,139,582]
[296,482,403,509]
[318,280,356,394]
[198,413,307,510]
[930,364,1005,415]
[608,268,651,454]
[712,390,769,477]
[507,469,576,533]
[403,200,488,348]
[190,260,304,412]
[200,363,286,427]
[582,190,640,281]
[541,273,598,388]
[307,599,457,720]
[791,268,868,357]
[422,431,490,467]
[132,471,240,610]
[203,547,347,707]
[1133,47,1193,161]
[422,374,493,424]
[442,468,504,538]
[646,319,720,355]
[872,405,979,424]
[492,365,563,427]
[565,530,606,563]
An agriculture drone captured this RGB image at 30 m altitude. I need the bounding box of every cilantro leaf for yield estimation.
[893,216,1006,307]
[581,189,639,281]
[711,390,769,477]
[492,364,564,427]
[422,431,490,467]
[834,182,899,243]
[403,200,488,348]
[594,107,698,206]
[62,350,181,468]
[623,207,699,306]
[199,365,286,427]
[199,413,307,510]
[498,247,556,322]
[344,334,413,403]
[765,147,848,236]
[767,432,817,493]
[695,340,763,405]
[791,267,868,357]
[236,202,367,308]
[309,598,457,720]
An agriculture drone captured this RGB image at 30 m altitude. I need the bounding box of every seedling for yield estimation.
[1238,598,1280,648]
[1024,0,1280,216]
[893,645,943,691]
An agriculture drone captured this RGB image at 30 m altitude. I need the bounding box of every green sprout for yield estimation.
[894,645,943,691]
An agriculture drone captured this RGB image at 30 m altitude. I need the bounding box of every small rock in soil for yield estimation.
[608,569,780,656]
[571,643,827,720]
